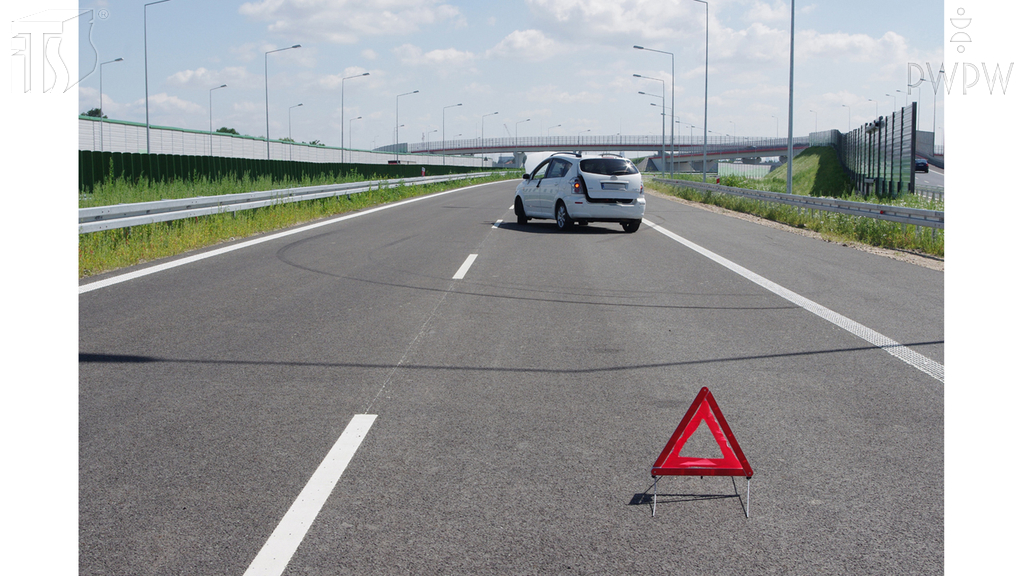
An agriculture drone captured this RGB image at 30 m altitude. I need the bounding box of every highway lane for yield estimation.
[916,164,944,189]
[80,180,943,575]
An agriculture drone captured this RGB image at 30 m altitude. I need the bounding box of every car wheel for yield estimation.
[514,197,529,225]
[622,220,641,233]
[555,202,574,231]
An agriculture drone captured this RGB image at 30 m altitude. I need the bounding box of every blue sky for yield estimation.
[73,0,946,151]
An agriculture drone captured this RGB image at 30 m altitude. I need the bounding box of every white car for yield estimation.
[513,153,646,233]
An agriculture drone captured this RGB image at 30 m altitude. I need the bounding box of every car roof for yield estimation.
[548,152,632,161]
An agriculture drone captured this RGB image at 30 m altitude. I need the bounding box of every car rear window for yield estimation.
[579,158,638,176]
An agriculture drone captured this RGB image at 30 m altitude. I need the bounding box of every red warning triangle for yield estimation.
[652,387,753,478]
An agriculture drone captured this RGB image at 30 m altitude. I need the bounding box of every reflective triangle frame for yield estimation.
[651,387,753,478]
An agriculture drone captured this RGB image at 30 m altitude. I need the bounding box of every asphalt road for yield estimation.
[79,180,943,575]
[915,164,944,189]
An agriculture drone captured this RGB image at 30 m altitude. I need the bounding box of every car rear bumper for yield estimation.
[566,196,646,221]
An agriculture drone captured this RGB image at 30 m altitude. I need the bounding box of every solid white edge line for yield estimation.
[80,181,507,294]
[453,254,478,280]
[642,219,944,383]
[242,414,377,576]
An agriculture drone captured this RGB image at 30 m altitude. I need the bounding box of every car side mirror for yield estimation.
[523,173,530,180]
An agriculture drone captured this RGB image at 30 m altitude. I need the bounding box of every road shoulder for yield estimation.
[647,188,944,272]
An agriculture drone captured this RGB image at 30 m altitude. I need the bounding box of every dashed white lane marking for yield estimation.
[453,254,478,280]
[493,220,503,229]
[242,414,377,576]
[79,182,503,294]
[643,219,944,383]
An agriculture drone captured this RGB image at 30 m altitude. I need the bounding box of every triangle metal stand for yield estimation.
[651,476,751,518]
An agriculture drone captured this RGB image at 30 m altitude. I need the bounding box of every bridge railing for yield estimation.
[408,135,811,154]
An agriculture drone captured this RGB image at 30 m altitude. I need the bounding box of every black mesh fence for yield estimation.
[810,102,917,198]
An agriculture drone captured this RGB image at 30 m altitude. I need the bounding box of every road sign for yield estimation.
[652,387,753,478]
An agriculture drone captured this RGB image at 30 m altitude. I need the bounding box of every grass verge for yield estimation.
[79,172,510,278]
[647,146,943,258]
[647,181,943,258]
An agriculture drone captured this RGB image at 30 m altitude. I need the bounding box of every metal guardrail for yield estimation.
[79,172,508,234]
[913,184,944,202]
[653,178,944,229]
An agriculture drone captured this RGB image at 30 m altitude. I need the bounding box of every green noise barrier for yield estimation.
[79,150,482,192]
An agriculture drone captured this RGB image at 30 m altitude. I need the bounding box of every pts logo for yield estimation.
[11,9,100,94]
[909,62,1014,96]
[910,6,1015,96]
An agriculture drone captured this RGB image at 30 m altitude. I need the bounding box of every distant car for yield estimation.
[514,153,646,232]
[915,158,929,173]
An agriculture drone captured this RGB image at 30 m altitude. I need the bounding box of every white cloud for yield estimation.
[134,93,205,115]
[745,0,790,23]
[318,67,375,90]
[524,0,702,42]
[486,30,564,62]
[361,49,378,60]
[238,0,465,44]
[393,44,476,68]
[166,67,261,90]
[522,84,605,105]
[798,30,910,64]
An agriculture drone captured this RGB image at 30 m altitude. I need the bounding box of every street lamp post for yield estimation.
[349,116,361,158]
[442,103,462,166]
[886,93,897,114]
[395,90,419,163]
[208,83,226,156]
[481,111,498,144]
[634,44,676,178]
[868,98,879,118]
[341,72,369,163]
[99,57,123,153]
[786,0,795,194]
[696,0,709,181]
[547,124,561,137]
[288,103,303,160]
[144,0,172,154]
[635,73,666,171]
[577,129,591,147]
[640,92,666,166]
[515,118,531,148]
[809,110,817,132]
[771,114,778,139]
[842,104,851,132]
[265,44,302,160]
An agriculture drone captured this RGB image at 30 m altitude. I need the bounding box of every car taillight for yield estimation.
[570,177,583,194]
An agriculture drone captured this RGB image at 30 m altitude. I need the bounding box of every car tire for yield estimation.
[514,197,529,225]
[622,220,641,233]
[555,202,574,231]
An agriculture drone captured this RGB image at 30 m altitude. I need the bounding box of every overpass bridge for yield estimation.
[388,135,812,171]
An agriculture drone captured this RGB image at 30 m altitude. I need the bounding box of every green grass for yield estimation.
[659,147,941,210]
[648,179,944,258]
[79,172,510,278]
[762,146,854,196]
[647,146,942,257]
[79,169,455,207]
